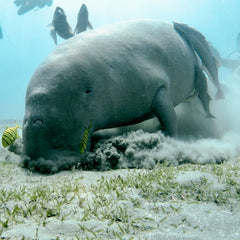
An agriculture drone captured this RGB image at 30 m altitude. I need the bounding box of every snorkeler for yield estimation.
[14,0,53,15]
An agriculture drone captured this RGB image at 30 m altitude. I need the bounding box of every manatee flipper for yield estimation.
[50,28,57,45]
[194,65,215,118]
[173,22,224,100]
[151,87,177,136]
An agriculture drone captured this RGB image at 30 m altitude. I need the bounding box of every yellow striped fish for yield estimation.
[79,122,92,154]
[1,123,21,148]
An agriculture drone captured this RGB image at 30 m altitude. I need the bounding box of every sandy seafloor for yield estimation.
[1,83,240,239]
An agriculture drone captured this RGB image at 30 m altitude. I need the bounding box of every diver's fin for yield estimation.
[50,28,57,45]
[87,21,93,29]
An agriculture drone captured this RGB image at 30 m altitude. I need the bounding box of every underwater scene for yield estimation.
[1,0,240,239]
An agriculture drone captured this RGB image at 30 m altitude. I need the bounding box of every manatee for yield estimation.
[50,7,74,45]
[74,4,93,34]
[23,20,215,172]
[173,22,224,100]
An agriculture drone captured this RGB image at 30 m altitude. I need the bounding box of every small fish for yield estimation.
[74,4,93,34]
[79,122,92,154]
[173,22,224,100]
[50,6,74,45]
[2,124,21,148]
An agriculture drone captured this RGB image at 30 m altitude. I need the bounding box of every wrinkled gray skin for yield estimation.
[23,20,213,169]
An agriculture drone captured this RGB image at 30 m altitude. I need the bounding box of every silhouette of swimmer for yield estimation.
[14,0,53,15]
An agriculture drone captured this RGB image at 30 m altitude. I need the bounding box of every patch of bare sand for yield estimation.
[1,147,240,240]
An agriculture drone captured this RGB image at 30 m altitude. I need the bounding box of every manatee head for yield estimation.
[23,91,76,172]
[22,59,95,173]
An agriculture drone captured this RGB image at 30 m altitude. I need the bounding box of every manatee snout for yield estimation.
[23,116,49,160]
[23,116,72,160]
[22,115,82,173]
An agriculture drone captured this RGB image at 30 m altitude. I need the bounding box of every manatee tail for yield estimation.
[173,22,224,100]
